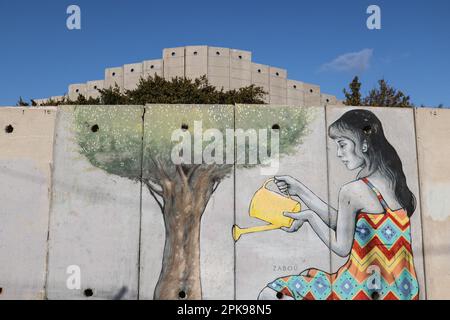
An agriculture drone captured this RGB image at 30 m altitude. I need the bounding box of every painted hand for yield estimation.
[274,175,302,197]
[281,210,311,233]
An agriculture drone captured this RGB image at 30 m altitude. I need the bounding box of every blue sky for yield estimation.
[0,0,449,107]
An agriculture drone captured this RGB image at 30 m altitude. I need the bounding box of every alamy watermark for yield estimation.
[367,5,381,30]
[66,265,81,290]
[66,5,81,30]
[171,121,280,175]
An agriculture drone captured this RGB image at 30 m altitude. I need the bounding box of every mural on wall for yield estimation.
[74,104,314,300]
[256,109,419,300]
[232,178,301,242]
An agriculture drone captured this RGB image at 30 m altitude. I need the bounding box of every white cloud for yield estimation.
[320,49,374,73]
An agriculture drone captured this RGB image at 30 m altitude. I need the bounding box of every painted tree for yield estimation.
[72,102,313,300]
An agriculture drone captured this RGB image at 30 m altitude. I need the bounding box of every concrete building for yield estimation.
[34,46,343,106]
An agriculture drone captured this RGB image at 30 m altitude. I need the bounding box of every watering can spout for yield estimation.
[232,224,282,242]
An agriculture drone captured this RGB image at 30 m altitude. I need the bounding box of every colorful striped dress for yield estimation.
[268,178,419,300]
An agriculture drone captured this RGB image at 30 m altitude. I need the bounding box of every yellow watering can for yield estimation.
[232,178,301,241]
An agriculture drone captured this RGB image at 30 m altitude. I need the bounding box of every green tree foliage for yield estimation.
[35,75,266,106]
[344,77,413,108]
[16,97,29,106]
[363,79,412,107]
[343,76,362,106]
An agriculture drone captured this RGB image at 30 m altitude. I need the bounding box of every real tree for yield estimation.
[343,76,413,108]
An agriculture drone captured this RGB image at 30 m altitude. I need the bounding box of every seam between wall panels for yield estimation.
[229,51,231,90]
[412,108,428,300]
[136,106,146,300]
[233,104,236,300]
[184,47,186,79]
[323,105,335,299]
[43,107,60,300]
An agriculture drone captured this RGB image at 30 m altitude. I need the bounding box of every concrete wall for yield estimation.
[235,105,330,299]
[0,105,448,300]
[139,104,235,300]
[0,107,56,299]
[58,46,338,106]
[415,108,450,299]
[326,106,426,299]
[46,105,142,300]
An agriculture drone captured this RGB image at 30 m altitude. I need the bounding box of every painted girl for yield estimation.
[258,109,419,300]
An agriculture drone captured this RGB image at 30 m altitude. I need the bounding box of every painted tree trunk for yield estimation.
[153,178,213,300]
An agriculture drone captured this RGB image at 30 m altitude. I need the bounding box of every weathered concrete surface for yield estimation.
[139,104,234,300]
[163,47,185,80]
[415,108,450,299]
[46,105,142,299]
[326,106,426,299]
[235,105,330,299]
[0,107,56,299]
[54,46,338,107]
[185,46,208,80]
[1,104,449,300]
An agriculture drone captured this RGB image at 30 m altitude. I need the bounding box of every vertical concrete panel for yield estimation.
[303,83,321,106]
[326,106,425,300]
[105,67,124,91]
[208,47,230,91]
[287,80,304,106]
[320,94,337,106]
[230,49,251,90]
[124,63,144,91]
[86,80,104,99]
[143,59,163,78]
[269,67,287,104]
[163,47,185,80]
[68,84,87,101]
[139,104,234,300]
[415,108,450,299]
[235,105,330,299]
[0,107,56,299]
[185,46,208,80]
[251,64,270,103]
[46,105,142,300]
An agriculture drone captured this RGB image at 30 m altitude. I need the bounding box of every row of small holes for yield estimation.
[256,69,280,76]
[77,86,98,91]
[181,124,280,131]
[0,286,93,297]
[175,51,244,60]
[289,86,314,92]
[6,123,284,135]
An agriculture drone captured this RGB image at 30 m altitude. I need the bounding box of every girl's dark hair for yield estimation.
[328,109,416,217]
